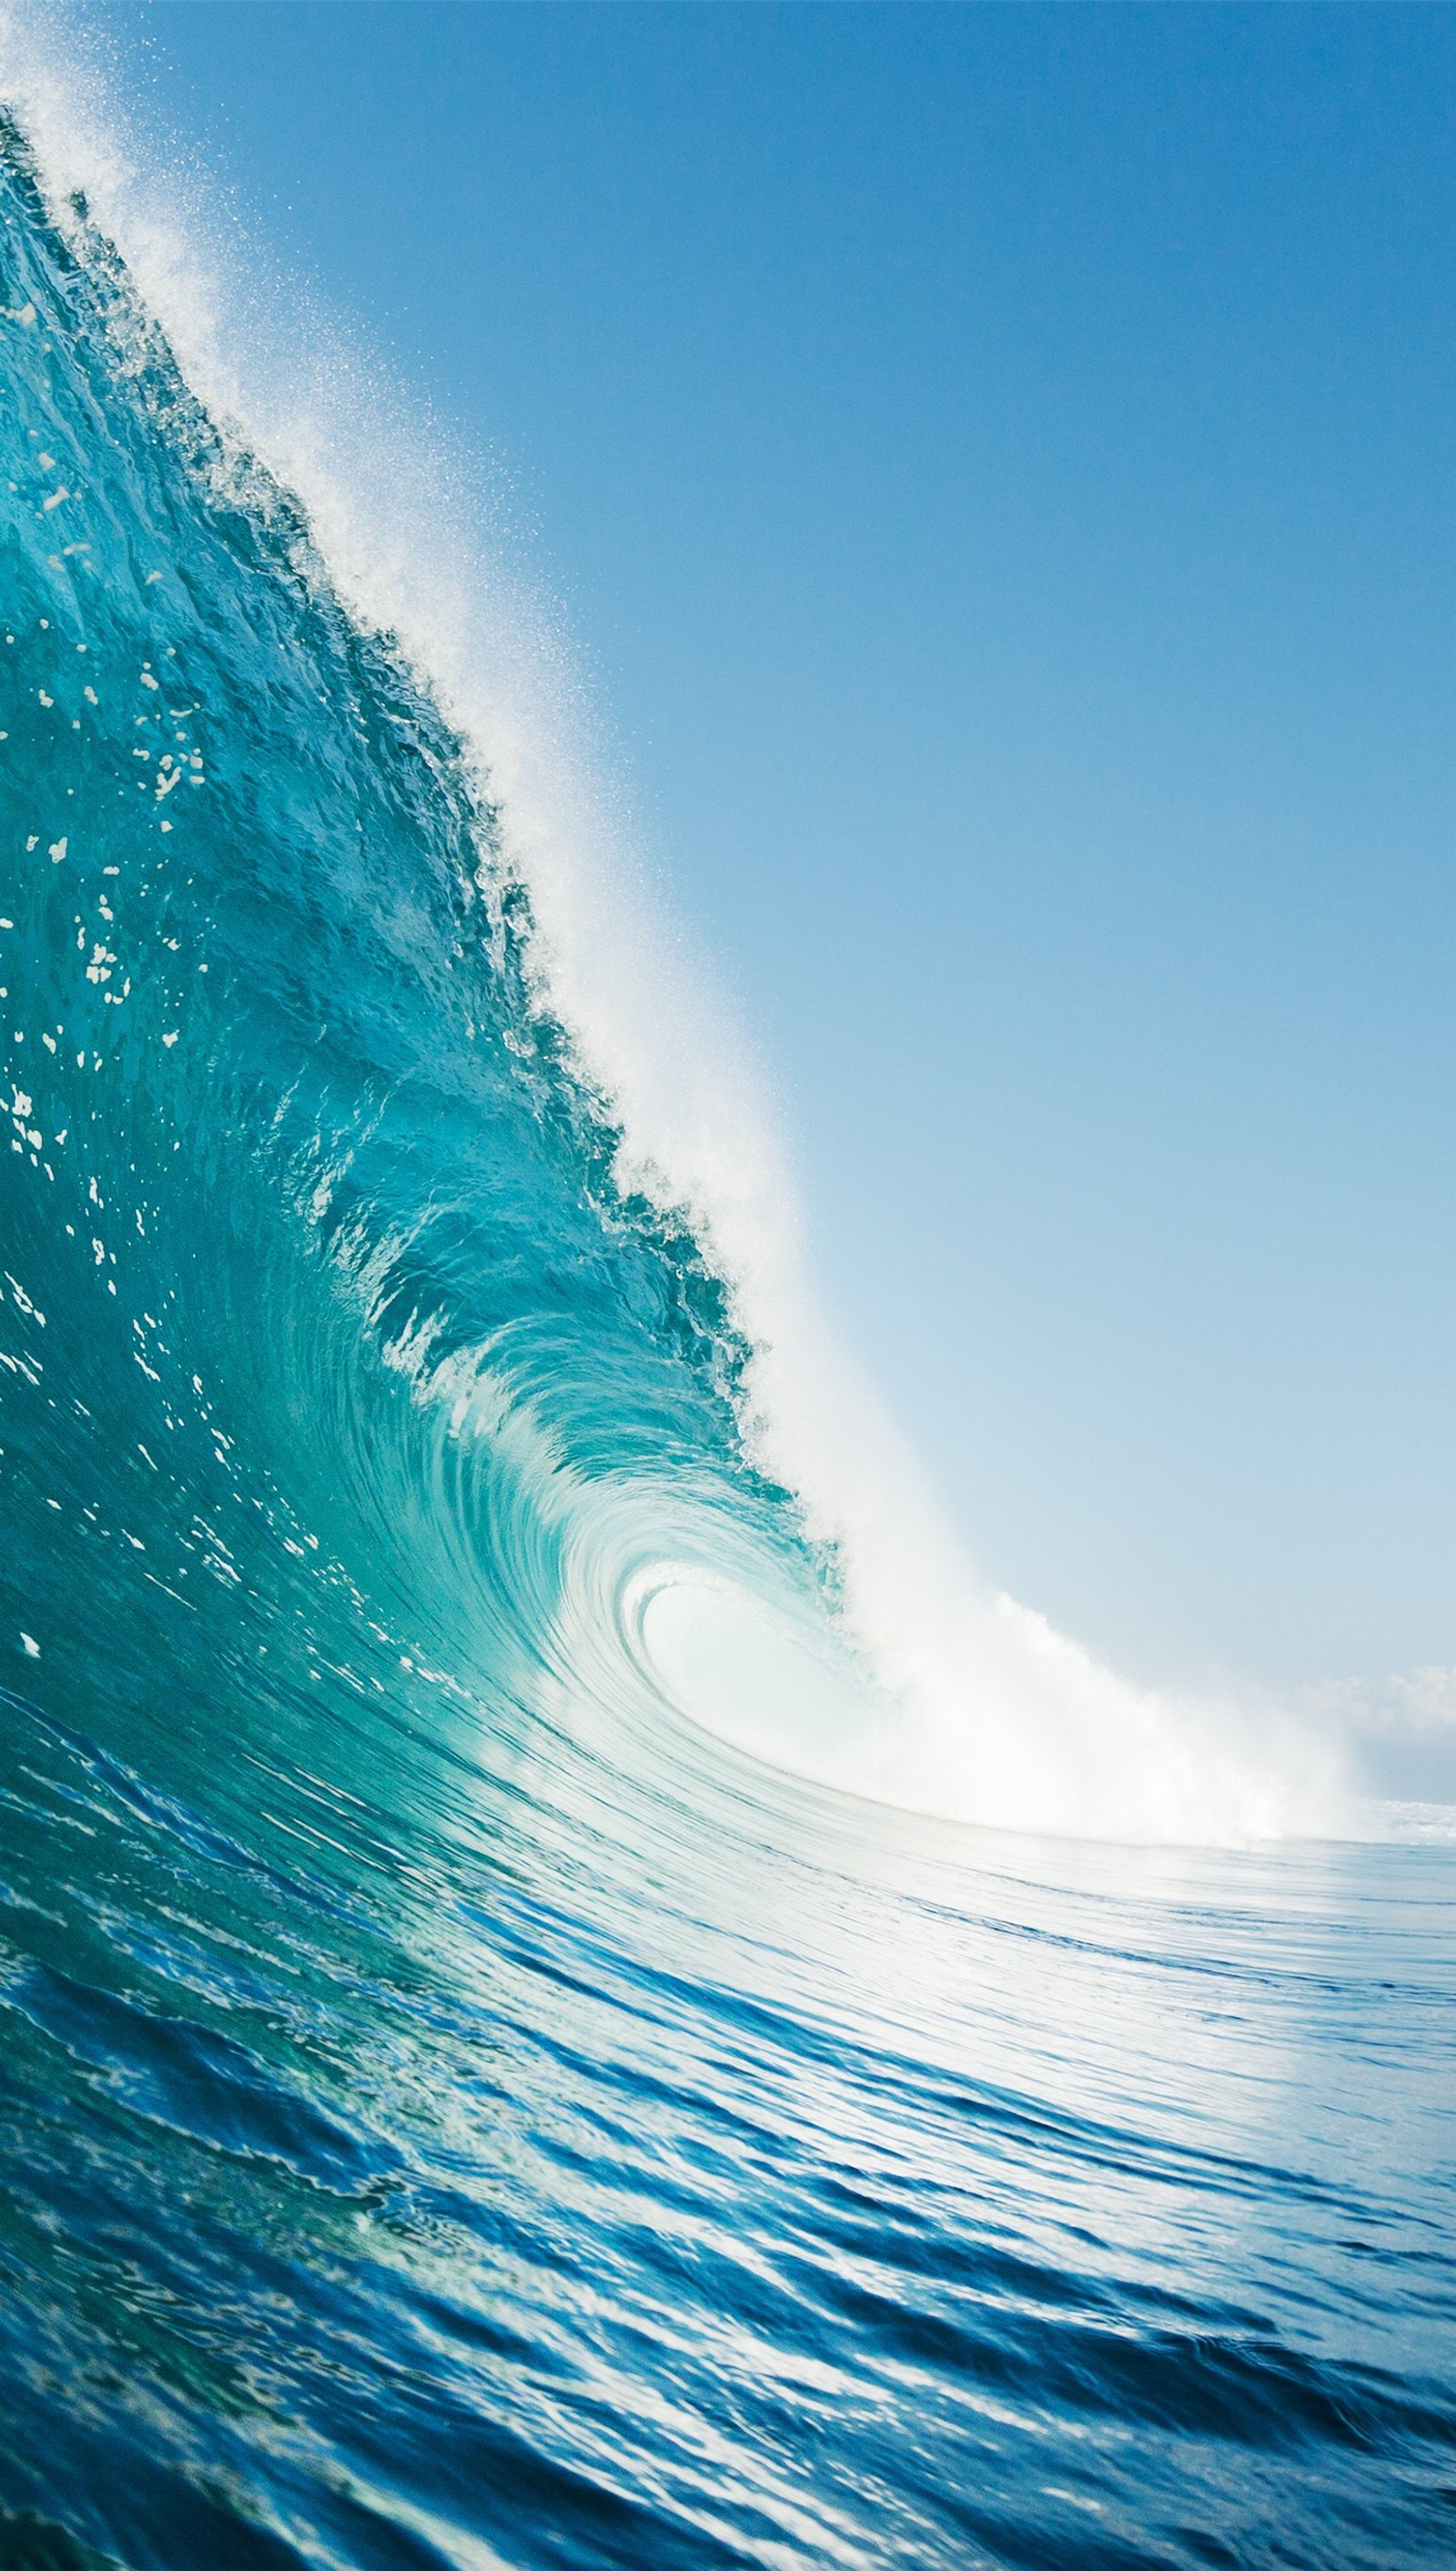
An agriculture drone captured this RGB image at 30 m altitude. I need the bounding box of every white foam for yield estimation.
[0,0,1353,1843]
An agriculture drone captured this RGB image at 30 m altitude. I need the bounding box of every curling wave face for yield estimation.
[0,114,1454,2571]
[0,105,834,1792]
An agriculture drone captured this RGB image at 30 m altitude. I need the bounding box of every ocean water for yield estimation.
[1,106,1454,2571]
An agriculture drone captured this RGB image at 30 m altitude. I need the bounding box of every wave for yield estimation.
[0,2,1360,1848]
[0,29,1453,2571]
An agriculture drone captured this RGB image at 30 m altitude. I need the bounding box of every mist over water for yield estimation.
[0,25,1452,2570]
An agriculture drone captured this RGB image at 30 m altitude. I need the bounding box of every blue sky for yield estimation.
[104,3,1456,1693]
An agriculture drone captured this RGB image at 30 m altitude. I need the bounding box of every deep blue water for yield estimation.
[0,110,1453,2571]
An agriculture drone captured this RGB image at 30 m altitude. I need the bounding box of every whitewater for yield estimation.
[0,24,1452,2571]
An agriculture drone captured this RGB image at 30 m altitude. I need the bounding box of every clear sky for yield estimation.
[97,1,1456,1697]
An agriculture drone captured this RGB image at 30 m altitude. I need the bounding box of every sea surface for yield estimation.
[1,111,1453,2571]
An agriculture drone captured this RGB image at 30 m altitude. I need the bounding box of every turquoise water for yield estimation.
[1,113,1453,2571]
